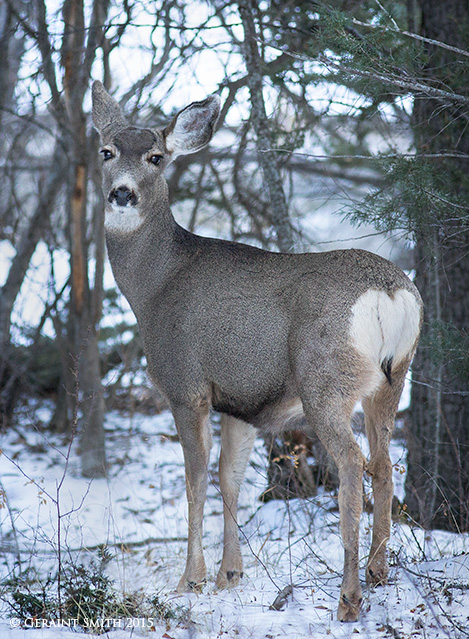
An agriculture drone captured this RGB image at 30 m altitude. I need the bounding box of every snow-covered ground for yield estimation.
[1,407,468,638]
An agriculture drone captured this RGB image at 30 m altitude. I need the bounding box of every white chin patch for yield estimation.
[104,205,143,233]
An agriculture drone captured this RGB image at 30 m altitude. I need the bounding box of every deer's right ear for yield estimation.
[92,81,127,138]
[163,95,220,159]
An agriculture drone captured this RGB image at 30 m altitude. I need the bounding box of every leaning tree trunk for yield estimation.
[237,0,294,253]
[405,0,469,532]
[237,0,332,500]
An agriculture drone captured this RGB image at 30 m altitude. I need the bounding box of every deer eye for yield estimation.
[100,148,114,161]
[149,154,163,166]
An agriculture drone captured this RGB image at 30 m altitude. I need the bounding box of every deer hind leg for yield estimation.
[216,415,257,589]
[172,400,212,593]
[302,393,366,623]
[363,357,411,588]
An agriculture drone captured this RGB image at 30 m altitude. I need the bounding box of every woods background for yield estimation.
[0,0,468,533]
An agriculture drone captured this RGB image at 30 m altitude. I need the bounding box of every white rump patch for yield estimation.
[105,205,144,233]
[349,289,421,389]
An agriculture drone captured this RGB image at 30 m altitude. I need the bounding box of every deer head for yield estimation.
[91,81,220,231]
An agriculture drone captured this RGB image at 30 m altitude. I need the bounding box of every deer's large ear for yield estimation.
[92,81,127,139]
[163,95,220,159]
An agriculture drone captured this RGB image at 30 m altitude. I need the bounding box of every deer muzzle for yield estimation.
[109,186,139,207]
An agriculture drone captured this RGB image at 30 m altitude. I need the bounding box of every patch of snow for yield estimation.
[0,409,468,638]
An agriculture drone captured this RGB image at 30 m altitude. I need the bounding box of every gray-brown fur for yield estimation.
[92,81,423,624]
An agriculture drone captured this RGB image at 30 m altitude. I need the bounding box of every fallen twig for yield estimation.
[269,584,293,610]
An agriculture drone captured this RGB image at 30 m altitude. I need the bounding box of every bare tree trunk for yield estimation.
[66,155,106,477]
[237,0,295,253]
[77,320,106,477]
[60,0,108,477]
[0,0,26,131]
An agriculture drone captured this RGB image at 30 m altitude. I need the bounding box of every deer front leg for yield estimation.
[172,401,212,593]
[216,415,256,589]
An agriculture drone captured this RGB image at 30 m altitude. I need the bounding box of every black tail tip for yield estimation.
[381,357,393,385]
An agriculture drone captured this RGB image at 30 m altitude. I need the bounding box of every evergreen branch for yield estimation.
[373,0,399,30]
[415,186,469,211]
[318,54,469,108]
[260,150,469,161]
[260,38,469,110]
[351,18,469,59]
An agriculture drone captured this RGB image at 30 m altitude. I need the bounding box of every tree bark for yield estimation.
[405,0,469,532]
[237,0,295,253]
[0,0,26,131]
[3,0,109,470]
[60,0,107,476]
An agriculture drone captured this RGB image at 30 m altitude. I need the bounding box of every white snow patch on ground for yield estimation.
[0,408,468,638]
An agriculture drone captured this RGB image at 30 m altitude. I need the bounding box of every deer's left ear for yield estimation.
[163,95,220,159]
[92,81,127,139]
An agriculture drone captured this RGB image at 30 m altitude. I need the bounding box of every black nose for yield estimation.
[109,186,137,206]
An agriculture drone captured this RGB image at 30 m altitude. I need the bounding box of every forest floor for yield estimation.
[0,405,468,638]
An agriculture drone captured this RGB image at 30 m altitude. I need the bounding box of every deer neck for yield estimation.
[105,197,186,312]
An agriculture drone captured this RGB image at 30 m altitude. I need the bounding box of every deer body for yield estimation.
[92,81,423,624]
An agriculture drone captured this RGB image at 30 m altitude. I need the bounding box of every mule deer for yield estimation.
[92,80,422,623]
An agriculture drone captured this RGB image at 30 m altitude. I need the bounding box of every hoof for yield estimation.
[216,569,243,589]
[337,593,362,622]
[176,576,206,593]
[366,563,388,587]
